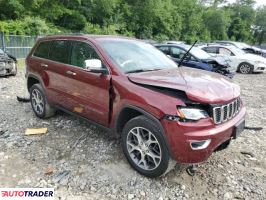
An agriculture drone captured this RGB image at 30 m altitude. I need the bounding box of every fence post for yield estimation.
[0,32,6,52]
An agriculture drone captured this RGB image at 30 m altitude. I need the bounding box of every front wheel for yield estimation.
[121,115,171,178]
[238,63,253,74]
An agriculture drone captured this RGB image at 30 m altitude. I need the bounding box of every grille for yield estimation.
[213,98,241,124]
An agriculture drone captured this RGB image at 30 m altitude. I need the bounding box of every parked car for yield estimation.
[200,44,266,74]
[0,48,17,76]
[215,41,266,58]
[155,44,235,78]
[26,35,246,177]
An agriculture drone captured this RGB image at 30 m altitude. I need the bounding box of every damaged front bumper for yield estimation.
[161,106,246,164]
[0,61,17,76]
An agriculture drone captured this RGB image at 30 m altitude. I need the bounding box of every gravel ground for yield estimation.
[0,70,265,200]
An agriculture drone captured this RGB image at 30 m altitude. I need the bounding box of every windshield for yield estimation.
[99,40,177,73]
[188,47,211,59]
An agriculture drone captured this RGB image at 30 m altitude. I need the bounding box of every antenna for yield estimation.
[178,40,197,67]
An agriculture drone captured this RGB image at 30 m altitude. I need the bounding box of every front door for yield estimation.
[65,40,111,126]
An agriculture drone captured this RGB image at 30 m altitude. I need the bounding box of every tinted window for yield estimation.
[203,47,218,54]
[33,41,52,59]
[171,47,186,59]
[71,41,101,68]
[49,40,71,64]
[158,46,170,55]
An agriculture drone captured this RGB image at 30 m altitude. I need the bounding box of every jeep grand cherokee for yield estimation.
[26,35,246,177]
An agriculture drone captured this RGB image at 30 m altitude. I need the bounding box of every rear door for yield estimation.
[42,40,74,110]
[202,46,218,56]
[64,40,111,126]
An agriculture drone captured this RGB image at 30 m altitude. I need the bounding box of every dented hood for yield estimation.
[128,67,240,104]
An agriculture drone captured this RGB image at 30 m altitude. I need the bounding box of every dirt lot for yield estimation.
[0,70,265,200]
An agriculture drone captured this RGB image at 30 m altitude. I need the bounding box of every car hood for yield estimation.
[128,67,240,104]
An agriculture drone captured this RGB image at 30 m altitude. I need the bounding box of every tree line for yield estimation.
[0,0,265,44]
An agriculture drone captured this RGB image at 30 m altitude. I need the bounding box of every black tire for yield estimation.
[238,62,253,74]
[121,115,170,178]
[30,84,56,118]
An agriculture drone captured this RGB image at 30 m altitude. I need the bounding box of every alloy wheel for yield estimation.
[31,89,44,115]
[239,64,251,74]
[126,127,162,170]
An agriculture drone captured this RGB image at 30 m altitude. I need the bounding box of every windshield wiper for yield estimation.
[178,40,197,67]
[126,68,162,74]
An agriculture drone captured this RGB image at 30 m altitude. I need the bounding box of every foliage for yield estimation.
[0,0,265,44]
[254,6,266,44]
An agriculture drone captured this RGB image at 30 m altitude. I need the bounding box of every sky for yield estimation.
[227,0,266,7]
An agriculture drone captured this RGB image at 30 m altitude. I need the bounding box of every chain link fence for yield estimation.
[0,33,38,59]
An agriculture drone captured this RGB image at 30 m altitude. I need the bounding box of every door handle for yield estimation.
[41,63,48,68]
[66,70,76,76]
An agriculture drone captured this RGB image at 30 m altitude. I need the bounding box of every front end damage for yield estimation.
[0,54,17,76]
[202,58,235,78]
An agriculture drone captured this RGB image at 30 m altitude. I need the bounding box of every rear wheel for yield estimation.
[30,84,55,118]
[121,115,171,178]
[238,63,253,74]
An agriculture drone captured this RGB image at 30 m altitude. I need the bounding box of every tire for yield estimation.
[238,62,253,74]
[121,115,171,178]
[30,84,56,118]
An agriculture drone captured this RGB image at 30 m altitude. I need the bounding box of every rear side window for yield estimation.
[33,41,52,59]
[219,48,233,56]
[49,40,71,64]
[203,47,218,54]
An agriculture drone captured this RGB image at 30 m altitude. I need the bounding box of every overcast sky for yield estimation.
[227,0,266,7]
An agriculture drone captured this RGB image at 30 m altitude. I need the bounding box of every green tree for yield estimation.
[203,9,230,40]
[254,6,266,44]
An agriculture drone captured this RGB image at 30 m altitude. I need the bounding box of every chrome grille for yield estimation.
[213,98,241,124]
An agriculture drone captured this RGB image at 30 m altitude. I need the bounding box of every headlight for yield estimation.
[177,107,209,121]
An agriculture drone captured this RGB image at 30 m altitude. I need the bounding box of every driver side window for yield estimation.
[171,47,186,59]
[71,41,101,68]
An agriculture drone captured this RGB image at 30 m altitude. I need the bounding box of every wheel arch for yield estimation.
[237,62,254,73]
[27,74,45,92]
[115,105,172,156]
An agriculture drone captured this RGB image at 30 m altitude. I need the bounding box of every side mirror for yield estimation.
[84,59,107,74]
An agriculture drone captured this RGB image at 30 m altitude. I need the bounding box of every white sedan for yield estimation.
[200,44,266,74]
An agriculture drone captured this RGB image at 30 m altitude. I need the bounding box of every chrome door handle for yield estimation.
[66,70,76,76]
[41,63,48,68]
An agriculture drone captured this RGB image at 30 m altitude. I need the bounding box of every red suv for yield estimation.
[26,35,246,178]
